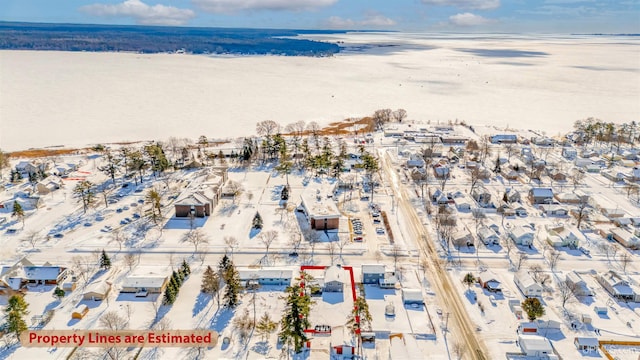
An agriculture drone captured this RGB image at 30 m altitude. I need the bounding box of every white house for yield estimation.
[565,271,593,297]
[518,335,554,357]
[611,228,640,248]
[509,226,535,246]
[401,288,424,305]
[323,265,345,293]
[477,226,500,245]
[544,223,580,248]
[514,272,543,297]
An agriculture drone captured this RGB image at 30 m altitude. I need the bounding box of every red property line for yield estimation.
[300,265,360,334]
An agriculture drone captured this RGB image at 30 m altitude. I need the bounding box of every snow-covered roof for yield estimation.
[175,192,211,206]
[361,264,385,275]
[324,265,346,284]
[122,267,168,289]
[300,185,340,219]
[401,288,424,301]
[23,266,65,281]
[237,267,293,281]
[519,334,553,353]
[510,226,534,240]
[83,281,111,296]
[477,226,498,240]
[575,337,599,347]
[515,272,539,290]
[530,187,553,198]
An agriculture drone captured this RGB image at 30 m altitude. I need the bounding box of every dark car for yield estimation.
[288,252,299,257]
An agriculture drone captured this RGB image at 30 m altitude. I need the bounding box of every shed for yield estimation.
[518,334,553,357]
[581,314,592,324]
[574,337,598,352]
[72,304,89,319]
[401,288,424,305]
[594,306,608,315]
[478,272,502,293]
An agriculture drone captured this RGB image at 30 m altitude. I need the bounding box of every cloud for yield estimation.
[81,0,195,25]
[193,0,338,13]
[325,13,396,29]
[421,0,500,10]
[449,12,495,26]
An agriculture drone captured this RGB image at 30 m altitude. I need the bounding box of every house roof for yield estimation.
[530,188,553,197]
[83,281,112,296]
[23,266,65,281]
[510,226,534,239]
[324,265,345,284]
[122,276,167,289]
[175,192,211,206]
[401,288,424,301]
[237,268,293,281]
[362,264,386,274]
[515,272,540,290]
[478,272,500,286]
[477,226,498,240]
[575,337,599,347]
[518,335,553,353]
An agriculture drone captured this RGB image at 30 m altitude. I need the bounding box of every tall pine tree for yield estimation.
[5,295,29,338]
[100,250,111,270]
[222,261,241,308]
[278,281,313,354]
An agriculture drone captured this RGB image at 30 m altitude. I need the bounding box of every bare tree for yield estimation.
[259,230,278,258]
[71,255,92,288]
[390,244,402,272]
[451,341,467,360]
[22,230,42,249]
[529,265,551,286]
[124,253,137,271]
[226,180,243,204]
[570,169,585,190]
[183,229,210,253]
[327,242,337,265]
[196,246,208,265]
[224,236,239,258]
[100,311,127,330]
[110,228,126,251]
[516,252,528,271]
[392,109,407,123]
[557,280,578,308]
[547,250,561,272]
[502,235,514,265]
[620,253,632,273]
[303,228,321,258]
[255,120,280,137]
[337,235,350,259]
[574,198,590,229]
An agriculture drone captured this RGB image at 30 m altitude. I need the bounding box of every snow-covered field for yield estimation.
[1,33,639,151]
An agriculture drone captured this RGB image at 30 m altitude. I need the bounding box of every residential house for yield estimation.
[406,154,425,168]
[554,192,581,204]
[83,281,112,301]
[503,188,521,203]
[3,196,42,211]
[478,272,502,292]
[518,335,554,357]
[174,192,214,217]
[544,223,580,248]
[602,171,626,183]
[15,161,39,176]
[514,272,543,297]
[538,204,569,217]
[361,264,386,285]
[237,267,293,286]
[562,147,578,160]
[299,185,341,230]
[611,228,639,248]
[454,195,473,212]
[504,170,520,181]
[433,165,450,179]
[121,267,169,295]
[514,205,528,217]
[477,226,500,245]
[565,271,593,297]
[472,187,492,207]
[627,166,640,182]
[401,288,424,305]
[548,169,567,182]
[597,270,640,302]
[323,265,345,293]
[508,226,535,246]
[491,134,518,144]
[529,188,554,204]
[36,176,63,195]
[497,203,515,217]
[0,257,69,290]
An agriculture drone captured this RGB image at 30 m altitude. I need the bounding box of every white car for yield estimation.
[376,227,385,235]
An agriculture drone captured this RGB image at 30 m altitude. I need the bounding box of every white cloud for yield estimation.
[421,0,500,10]
[81,0,195,25]
[361,13,396,27]
[449,12,495,26]
[325,13,396,29]
[193,0,338,13]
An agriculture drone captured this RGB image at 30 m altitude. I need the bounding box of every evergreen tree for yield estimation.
[98,150,121,185]
[169,273,180,294]
[463,273,475,291]
[222,263,241,308]
[521,297,545,321]
[218,254,231,274]
[181,259,191,277]
[347,288,373,339]
[162,283,176,305]
[73,180,96,213]
[172,270,183,287]
[280,185,289,201]
[256,312,277,341]
[252,212,263,229]
[5,295,29,338]
[11,201,25,228]
[53,287,66,300]
[201,266,220,296]
[278,281,313,354]
[99,250,111,270]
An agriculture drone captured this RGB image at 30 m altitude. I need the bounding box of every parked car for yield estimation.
[53,233,64,238]
[579,247,590,255]
[376,227,385,235]
[288,252,299,257]
[353,236,363,242]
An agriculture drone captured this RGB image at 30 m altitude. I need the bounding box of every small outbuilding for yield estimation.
[401,288,424,305]
[574,337,598,352]
[72,304,89,319]
[82,281,112,301]
[478,272,502,293]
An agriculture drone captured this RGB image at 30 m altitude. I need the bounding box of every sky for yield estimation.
[0,0,638,33]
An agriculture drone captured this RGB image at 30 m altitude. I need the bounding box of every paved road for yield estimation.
[381,151,488,360]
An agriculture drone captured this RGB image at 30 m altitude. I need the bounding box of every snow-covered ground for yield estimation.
[1,33,639,151]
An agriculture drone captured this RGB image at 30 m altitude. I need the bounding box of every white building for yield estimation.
[514,272,543,297]
[509,226,535,246]
[518,334,554,357]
